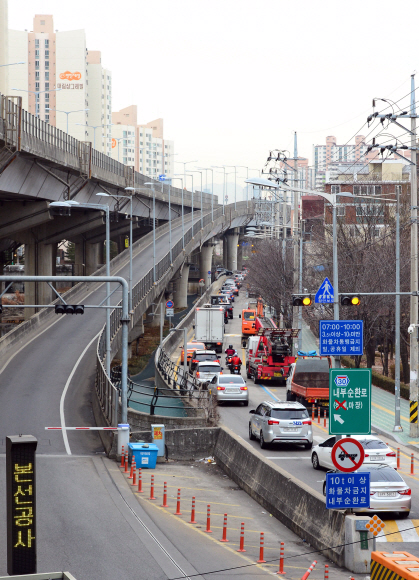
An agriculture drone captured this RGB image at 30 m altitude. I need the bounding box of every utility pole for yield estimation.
[292,132,300,351]
[410,74,418,437]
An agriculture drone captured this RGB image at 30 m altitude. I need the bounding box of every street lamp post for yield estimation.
[171,177,185,249]
[144,182,157,283]
[224,166,238,209]
[197,167,214,221]
[76,122,104,148]
[186,170,204,230]
[13,87,62,119]
[177,173,194,235]
[0,61,25,67]
[45,108,89,134]
[97,192,134,314]
[212,166,227,215]
[49,200,111,378]
[112,137,123,162]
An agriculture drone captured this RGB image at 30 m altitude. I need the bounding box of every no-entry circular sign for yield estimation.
[331,437,365,473]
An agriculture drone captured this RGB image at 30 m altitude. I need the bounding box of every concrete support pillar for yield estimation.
[237,240,243,271]
[226,229,239,272]
[174,264,190,309]
[24,241,57,319]
[200,244,213,288]
[86,242,101,275]
[74,241,85,276]
[223,237,228,268]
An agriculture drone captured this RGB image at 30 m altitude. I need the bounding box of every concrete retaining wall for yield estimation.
[213,426,346,567]
[130,427,220,460]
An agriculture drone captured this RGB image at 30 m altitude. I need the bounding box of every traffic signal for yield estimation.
[293,295,313,307]
[341,295,361,306]
[55,304,85,315]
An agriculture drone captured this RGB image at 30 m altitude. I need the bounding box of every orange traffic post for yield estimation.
[220,514,229,542]
[120,445,125,468]
[277,541,285,574]
[137,468,143,493]
[323,408,326,428]
[124,450,129,473]
[317,407,320,424]
[311,404,315,421]
[397,448,400,469]
[161,482,168,507]
[131,459,137,486]
[237,522,246,552]
[300,560,317,580]
[175,489,182,515]
[189,496,197,524]
[205,505,212,533]
[324,564,328,580]
[257,532,266,563]
[129,456,135,479]
[411,454,414,475]
[149,474,156,500]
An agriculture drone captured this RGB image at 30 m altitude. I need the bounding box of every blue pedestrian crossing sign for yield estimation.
[315,277,334,304]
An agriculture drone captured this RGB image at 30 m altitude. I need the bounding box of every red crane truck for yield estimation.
[245,328,299,384]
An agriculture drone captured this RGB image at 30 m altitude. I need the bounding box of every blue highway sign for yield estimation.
[319,320,363,356]
[326,472,370,509]
[315,277,334,304]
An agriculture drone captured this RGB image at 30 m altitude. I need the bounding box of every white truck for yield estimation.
[194,304,224,353]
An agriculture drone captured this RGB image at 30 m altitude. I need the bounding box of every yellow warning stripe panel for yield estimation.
[410,401,418,423]
[372,551,419,580]
[371,560,402,580]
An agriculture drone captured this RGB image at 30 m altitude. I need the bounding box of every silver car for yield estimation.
[193,361,223,385]
[249,401,313,449]
[213,375,249,406]
[322,464,411,517]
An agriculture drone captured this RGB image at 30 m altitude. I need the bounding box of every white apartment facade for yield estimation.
[111,105,174,177]
[7,14,112,153]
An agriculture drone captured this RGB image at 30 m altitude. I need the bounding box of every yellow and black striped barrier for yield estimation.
[410,401,418,424]
[372,551,419,580]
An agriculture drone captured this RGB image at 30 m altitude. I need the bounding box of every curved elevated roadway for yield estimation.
[0,203,253,578]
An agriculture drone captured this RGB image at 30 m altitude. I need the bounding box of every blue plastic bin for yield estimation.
[128,443,158,469]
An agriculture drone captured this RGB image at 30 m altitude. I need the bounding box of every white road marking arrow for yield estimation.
[334,414,344,424]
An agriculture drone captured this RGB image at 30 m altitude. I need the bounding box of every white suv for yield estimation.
[249,401,313,449]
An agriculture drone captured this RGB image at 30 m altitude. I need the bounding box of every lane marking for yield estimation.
[60,332,101,456]
[376,520,403,543]
[265,457,311,460]
[372,400,409,423]
[256,383,280,401]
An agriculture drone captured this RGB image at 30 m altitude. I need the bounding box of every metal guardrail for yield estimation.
[110,352,212,419]
[0,93,215,207]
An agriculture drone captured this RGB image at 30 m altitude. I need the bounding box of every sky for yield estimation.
[7,0,419,199]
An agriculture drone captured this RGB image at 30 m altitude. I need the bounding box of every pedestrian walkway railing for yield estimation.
[110,356,212,419]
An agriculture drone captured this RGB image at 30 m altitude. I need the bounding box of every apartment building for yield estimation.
[313,134,412,190]
[111,105,174,178]
[322,160,411,236]
[7,14,112,152]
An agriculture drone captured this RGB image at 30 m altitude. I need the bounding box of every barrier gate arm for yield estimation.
[0,275,130,423]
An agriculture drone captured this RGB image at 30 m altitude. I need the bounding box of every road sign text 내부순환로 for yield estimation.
[329,368,371,435]
[326,472,370,509]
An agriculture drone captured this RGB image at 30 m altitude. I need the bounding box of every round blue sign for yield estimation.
[166,300,174,309]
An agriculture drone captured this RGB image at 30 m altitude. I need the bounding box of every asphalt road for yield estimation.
[0,212,261,580]
[216,290,419,551]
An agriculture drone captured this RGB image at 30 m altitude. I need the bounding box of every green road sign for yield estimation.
[329,368,371,435]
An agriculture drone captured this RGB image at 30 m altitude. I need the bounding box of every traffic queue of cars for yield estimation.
[187,267,411,516]
[182,269,249,405]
